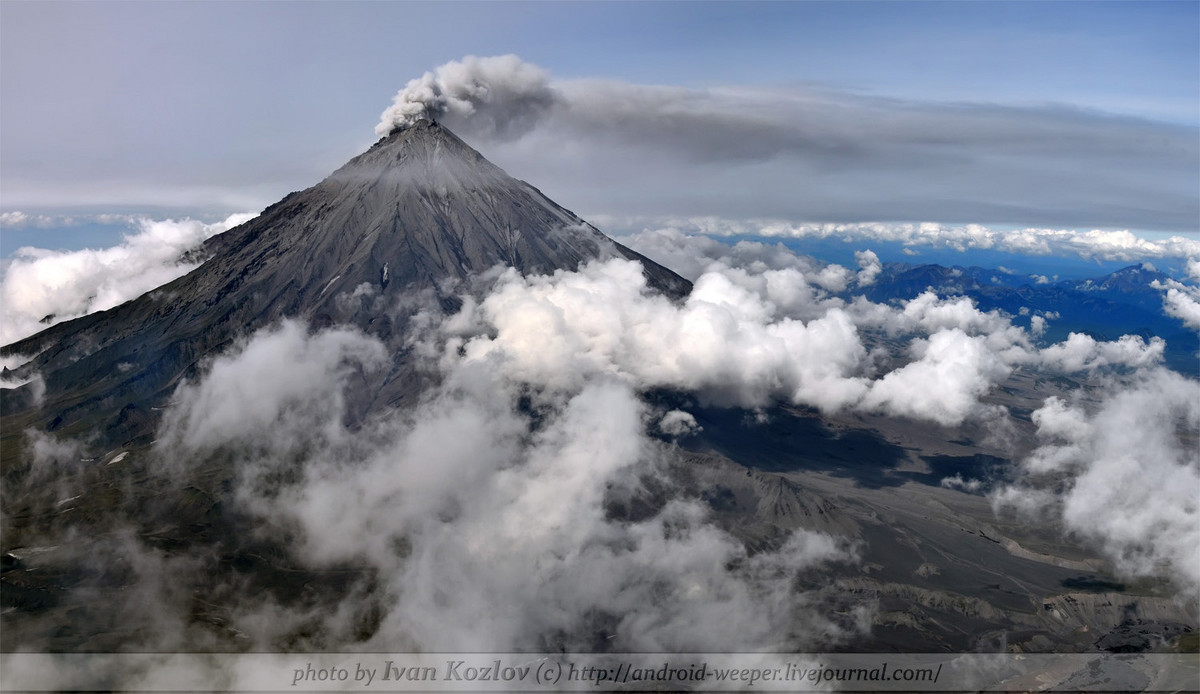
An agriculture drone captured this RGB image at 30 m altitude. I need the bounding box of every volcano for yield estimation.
[3,118,1189,665]
[0,120,689,448]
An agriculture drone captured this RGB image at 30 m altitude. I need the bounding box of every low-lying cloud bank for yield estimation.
[5,228,1196,656]
[169,234,1197,644]
[148,318,864,651]
[0,213,255,346]
[421,234,1194,600]
[0,211,141,229]
[3,214,1189,355]
[608,218,1200,265]
[996,368,1200,592]
[440,256,1163,429]
[379,55,1198,233]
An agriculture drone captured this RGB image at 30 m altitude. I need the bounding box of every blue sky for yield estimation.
[1,1,1197,256]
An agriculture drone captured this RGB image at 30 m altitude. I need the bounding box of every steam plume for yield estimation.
[376,54,561,139]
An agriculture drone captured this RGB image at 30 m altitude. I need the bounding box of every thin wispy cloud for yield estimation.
[606,218,1200,264]
[4,51,1195,237]
[378,56,1197,234]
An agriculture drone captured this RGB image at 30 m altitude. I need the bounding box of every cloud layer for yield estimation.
[149,319,861,652]
[4,51,1196,240]
[454,259,1162,428]
[1153,258,1200,330]
[5,227,1196,659]
[431,235,1197,598]
[610,218,1200,265]
[996,368,1200,592]
[162,235,1198,643]
[0,213,255,346]
[382,55,1198,234]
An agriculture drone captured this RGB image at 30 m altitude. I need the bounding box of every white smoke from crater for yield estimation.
[376,54,562,140]
[375,54,1197,236]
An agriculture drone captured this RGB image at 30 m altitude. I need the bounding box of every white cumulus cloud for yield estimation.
[149,319,861,651]
[1152,259,1200,330]
[995,369,1200,593]
[1,213,255,346]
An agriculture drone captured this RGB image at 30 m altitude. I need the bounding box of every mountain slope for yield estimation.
[1,120,690,448]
